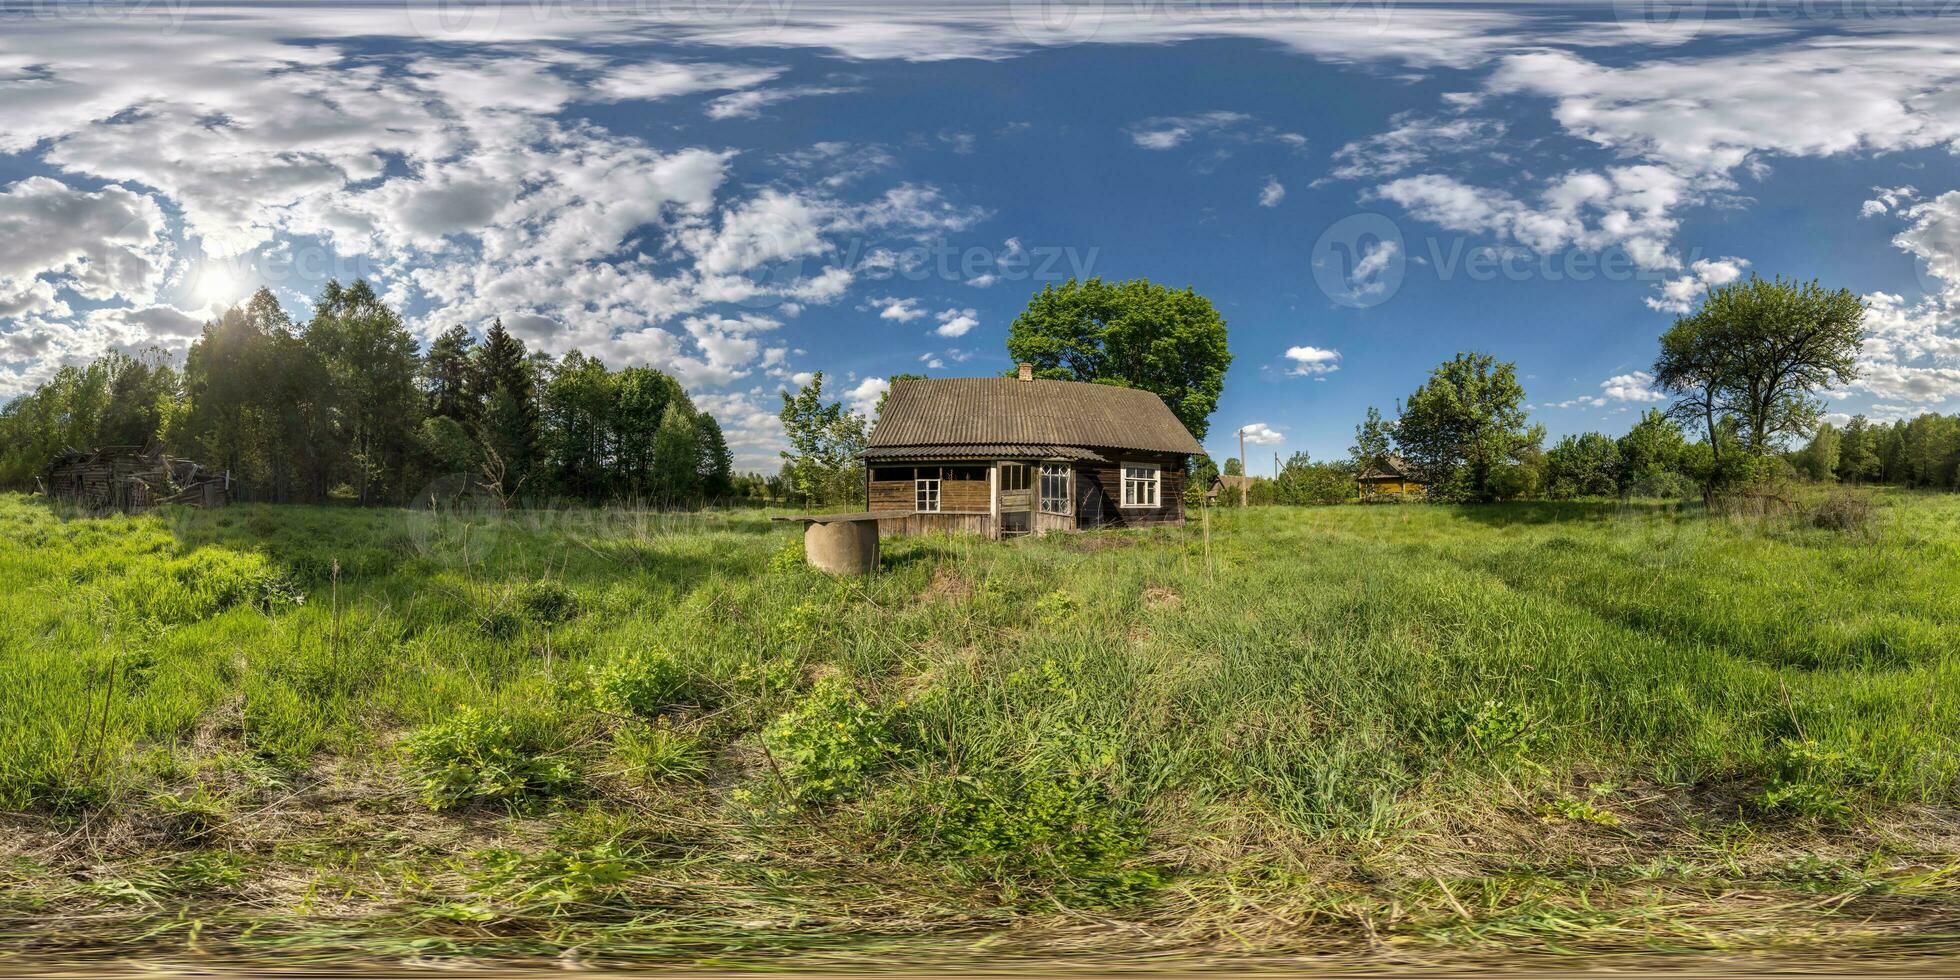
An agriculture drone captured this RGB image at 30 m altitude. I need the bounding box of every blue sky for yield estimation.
[2,2,1958,470]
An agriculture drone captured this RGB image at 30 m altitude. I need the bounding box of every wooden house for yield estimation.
[1205,474,1255,505]
[861,364,1202,537]
[1357,454,1427,500]
[42,445,230,511]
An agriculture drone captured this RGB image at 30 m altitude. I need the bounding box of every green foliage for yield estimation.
[1273,451,1355,504]
[1394,352,1543,502]
[1545,432,1621,498]
[587,649,701,719]
[611,725,711,784]
[767,539,808,573]
[778,373,869,508]
[903,774,1165,908]
[1005,277,1231,439]
[518,579,578,625]
[1759,739,1877,820]
[1033,589,1080,625]
[402,706,576,810]
[469,843,644,910]
[762,679,894,803]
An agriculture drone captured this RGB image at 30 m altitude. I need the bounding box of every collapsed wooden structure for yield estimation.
[41,445,231,511]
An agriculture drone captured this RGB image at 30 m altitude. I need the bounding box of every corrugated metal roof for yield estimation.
[862,444,1110,462]
[867,377,1203,456]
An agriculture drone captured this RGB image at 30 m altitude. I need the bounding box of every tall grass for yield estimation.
[3,491,1958,962]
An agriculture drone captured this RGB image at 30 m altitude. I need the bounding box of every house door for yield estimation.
[997,462,1032,535]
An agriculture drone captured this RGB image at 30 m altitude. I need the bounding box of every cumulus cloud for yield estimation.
[0,177,170,304]
[844,376,889,416]
[1283,345,1341,377]
[933,307,978,338]
[1126,111,1305,154]
[1896,191,1960,303]
[1375,165,1689,271]
[1646,256,1750,314]
[871,296,925,322]
[1238,422,1285,445]
[1599,370,1664,402]
[1862,185,1919,218]
[1327,113,1507,181]
[1258,177,1286,208]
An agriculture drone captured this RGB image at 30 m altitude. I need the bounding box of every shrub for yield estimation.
[762,679,894,803]
[1033,589,1079,626]
[519,580,579,625]
[903,774,1165,908]
[1809,490,1875,533]
[402,706,575,810]
[1462,698,1546,761]
[588,648,703,718]
[767,540,807,573]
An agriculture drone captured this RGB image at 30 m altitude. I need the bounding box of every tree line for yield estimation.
[0,281,738,505]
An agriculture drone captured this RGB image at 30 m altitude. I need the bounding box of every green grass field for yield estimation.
[4,491,1959,968]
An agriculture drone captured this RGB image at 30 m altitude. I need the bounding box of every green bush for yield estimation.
[905,774,1164,908]
[588,648,703,718]
[1759,739,1875,820]
[519,580,579,625]
[762,679,894,803]
[767,540,807,573]
[402,706,575,810]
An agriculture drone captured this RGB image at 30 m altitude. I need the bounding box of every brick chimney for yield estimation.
[1016,362,1034,382]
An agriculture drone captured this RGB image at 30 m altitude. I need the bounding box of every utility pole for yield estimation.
[1237,427,1247,507]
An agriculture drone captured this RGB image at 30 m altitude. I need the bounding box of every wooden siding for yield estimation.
[867,466,988,514]
[876,513,994,537]
[1074,454,1186,529]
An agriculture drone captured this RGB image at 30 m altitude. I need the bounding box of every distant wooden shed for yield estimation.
[1357,454,1428,500]
[42,445,230,511]
[1205,474,1255,505]
[861,364,1202,537]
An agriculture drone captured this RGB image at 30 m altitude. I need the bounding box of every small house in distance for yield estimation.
[1358,454,1428,500]
[42,445,231,511]
[1206,473,1255,505]
[862,364,1202,537]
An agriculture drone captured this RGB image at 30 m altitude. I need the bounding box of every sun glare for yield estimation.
[194,266,242,306]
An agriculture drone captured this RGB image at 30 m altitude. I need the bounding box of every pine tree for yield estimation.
[474,318,541,497]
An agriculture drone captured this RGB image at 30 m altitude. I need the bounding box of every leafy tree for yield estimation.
[306,279,423,503]
[1544,432,1620,498]
[1272,451,1353,504]
[1005,277,1231,439]
[1393,352,1542,502]
[1222,457,1244,477]
[609,366,688,499]
[539,350,612,498]
[1794,423,1842,482]
[1836,415,1881,483]
[650,402,702,503]
[1616,409,1689,494]
[1655,275,1865,467]
[778,372,867,507]
[1350,405,1393,472]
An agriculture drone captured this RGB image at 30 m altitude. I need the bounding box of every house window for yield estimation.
[1121,462,1160,508]
[915,473,941,512]
[1039,464,1071,514]
[999,462,1030,492]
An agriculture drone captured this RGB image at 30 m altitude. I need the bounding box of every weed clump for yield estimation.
[767,539,807,573]
[588,648,705,718]
[402,706,575,810]
[762,678,894,803]
[1808,490,1876,534]
[612,725,711,785]
[519,580,579,625]
[1759,738,1874,820]
[900,774,1165,908]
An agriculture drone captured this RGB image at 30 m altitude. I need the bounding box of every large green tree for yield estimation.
[778,372,867,507]
[306,280,423,503]
[1005,277,1231,439]
[1654,274,1865,459]
[473,318,541,498]
[1393,352,1541,502]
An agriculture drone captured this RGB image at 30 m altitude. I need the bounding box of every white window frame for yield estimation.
[1038,463,1073,515]
[915,470,941,513]
[1119,461,1161,509]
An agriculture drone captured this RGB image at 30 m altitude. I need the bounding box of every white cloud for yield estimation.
[1862,185,1919,218]
[1646,256,1750,314]
[1283,345,1341,377]
[871,296,925,322]
[933,307,978,338]
[1127,111,1248,150]
[0,177,170,304]
[844,376,889,416]
[590,61,783,102]
[1896,191,1960,304]
[1258,177,1286,208]
[705,84,858,120]
[1375,165,1690,271]
[1238,422,1285,445]
[1327,113,1507,181]
[1599,370,1664,402]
